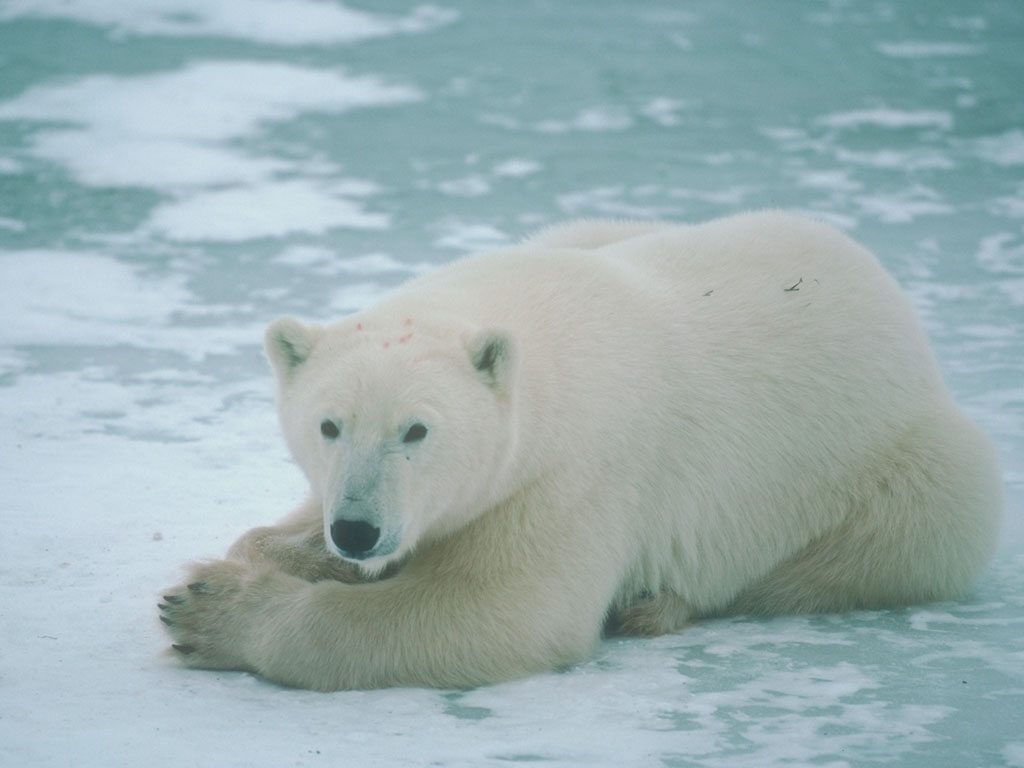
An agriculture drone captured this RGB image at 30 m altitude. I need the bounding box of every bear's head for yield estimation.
[265,315,520,574]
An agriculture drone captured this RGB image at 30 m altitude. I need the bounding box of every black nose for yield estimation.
[330,519,381,556]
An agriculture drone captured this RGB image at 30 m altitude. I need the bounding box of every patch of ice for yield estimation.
[790,209,859,230]
[0,61,422,191]
[834,147,954,170]
[491,158,542,178]
[27,132,288,189]
[329,282,391,314]
[976,233,1024,275]
[0,156,22,173]
[436,175,492,197]
[433,221,510,252]
[144,181,389,242]
[909,609,1024,634]
[0,249,261,357]
[817,109,953,131]
[641,97,689,127]
[273,245,339,268]
[0,250,191,346]
[795,169,862,192]
[972,130,1024,167]
[0,61,422,142]
[458,657,952,765]
[946,15,988,32]
[559,186,677,219]
[855,186,954,223]
[274,247,430,277]
[1006,743,1024,768]
[959,325,1018,340]
[0,348,28,376]
[535,106,633,134]
[477,112,521,130]
[0,0,458,46]
[6,368,264,445]
[990,190,1024,219]
[876,41,982,57]
[334,253,431,275]
[761,126,807,143]
[0,216,25,232]
[999,279,1024,306]
[669,33,694,51]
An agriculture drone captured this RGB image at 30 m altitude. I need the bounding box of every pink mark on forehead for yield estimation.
[355,323,364,332]
[369,318,414,349]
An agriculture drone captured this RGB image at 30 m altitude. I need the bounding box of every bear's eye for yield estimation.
[402,423,428,444]
[320,419,340,439]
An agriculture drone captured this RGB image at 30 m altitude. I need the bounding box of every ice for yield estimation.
[833,147,955,170]
[273,247,429,278]
[535,106,634,134]
[27,131,288,188]
[1,1,1021,766]
[0,62,422,149]
[0,250,192,346]
[436,175,492,197]
[876,41,982,58]
[854,186,955,224]
[491,159,543,178]
[972,130,1024,167]
[640,97,689,127]
[432,221,510,252]
[1008,743,1024,768]
[144,181,391,241]
[0,0,458,46]
[816,109,954,131]
[0,61,417,241]
[0,61,422,224]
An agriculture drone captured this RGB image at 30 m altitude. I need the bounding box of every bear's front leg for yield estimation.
[160,553,608,690]
[159,560,306,672]
[225,497,368,584]
[228,524,366,583]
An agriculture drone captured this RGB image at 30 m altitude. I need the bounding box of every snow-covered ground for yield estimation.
[1,2,1021,765]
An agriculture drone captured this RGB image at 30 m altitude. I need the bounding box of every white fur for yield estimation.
[161,211,1002,690]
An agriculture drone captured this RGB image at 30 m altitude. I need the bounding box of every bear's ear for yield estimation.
[265,317,320,379]
[468,329,518,393]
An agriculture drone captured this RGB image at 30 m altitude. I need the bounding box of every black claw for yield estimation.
[187,581,209,594]
[162,594,186,605]
[157,603,169,612]
[172,644,195,655]
[159,615,174,626]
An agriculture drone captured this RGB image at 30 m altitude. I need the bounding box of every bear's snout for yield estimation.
[331,519,381,558]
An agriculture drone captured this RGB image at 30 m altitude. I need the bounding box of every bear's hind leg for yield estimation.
[726,403,1002,616]
[608,589,691,636]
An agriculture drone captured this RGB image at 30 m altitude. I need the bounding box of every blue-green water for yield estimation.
[1,2,1021,766]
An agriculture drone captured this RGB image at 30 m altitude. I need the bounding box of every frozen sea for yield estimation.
[1,1,1022,766]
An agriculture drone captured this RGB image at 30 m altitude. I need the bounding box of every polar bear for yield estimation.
[160,211,1002,691]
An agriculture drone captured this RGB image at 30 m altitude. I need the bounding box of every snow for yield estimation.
[972,130,1024,167]
[876,41,983,58]
[144,181,391,241]
[0,62,419,238]
[1,1,1022,766]
[0,62,423,154]
[816,109,954,131]
[0,0,458,46]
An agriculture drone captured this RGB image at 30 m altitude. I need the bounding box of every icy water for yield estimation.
[1,1,1022,766]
